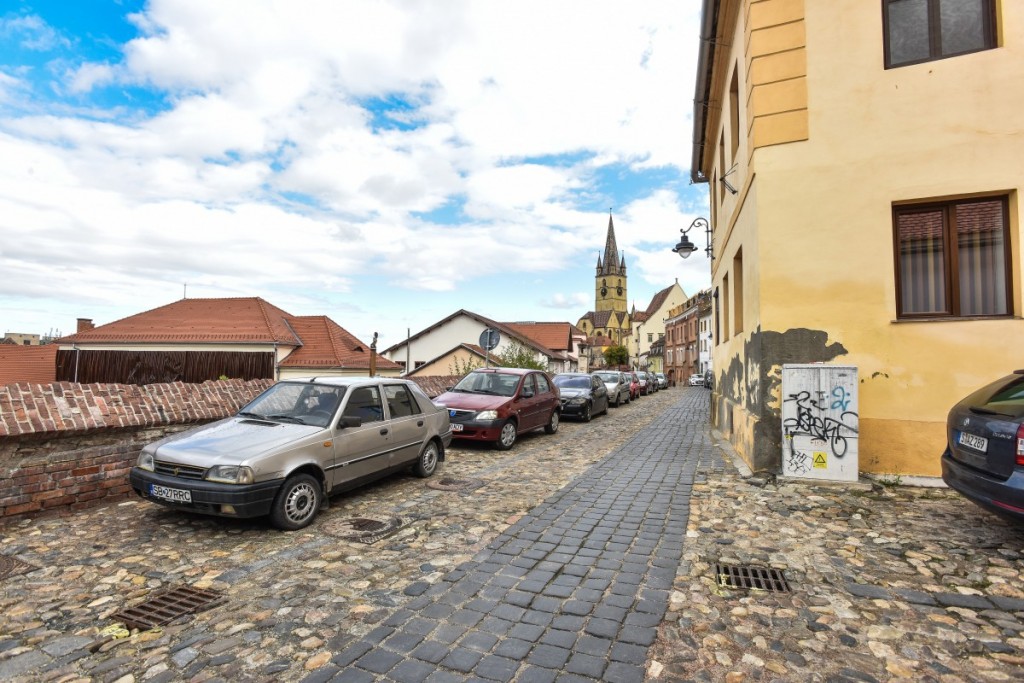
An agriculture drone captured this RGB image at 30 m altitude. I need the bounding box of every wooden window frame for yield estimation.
[882,0,997,69]
[892,195,1012,319]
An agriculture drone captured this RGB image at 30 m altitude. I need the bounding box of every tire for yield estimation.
[581,402,592,422]
[601,398,609,415]
[413,440,439,478]
[613,392,621,407]
[269,473,321,531]
[544,410,560,434]
[495,420,518,450]
[625,392,631,404]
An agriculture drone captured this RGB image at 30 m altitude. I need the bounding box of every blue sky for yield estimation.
[0,0,710,347]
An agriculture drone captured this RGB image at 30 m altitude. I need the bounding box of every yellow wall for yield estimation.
[704,0,1024,476]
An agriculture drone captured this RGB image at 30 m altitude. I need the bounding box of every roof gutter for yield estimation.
[690,0,720,184]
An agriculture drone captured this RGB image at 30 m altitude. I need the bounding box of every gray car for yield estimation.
[592,370,631,407]
[130,377,452,530]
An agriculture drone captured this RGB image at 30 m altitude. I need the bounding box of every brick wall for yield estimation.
[0,379,272,522]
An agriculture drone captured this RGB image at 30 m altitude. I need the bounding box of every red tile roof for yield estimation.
[280,316,400,370]
[58,297,302,345]
[0,345,58,385]
[502,322,575,352]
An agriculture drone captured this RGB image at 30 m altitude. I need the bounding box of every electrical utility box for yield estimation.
[781,364,859,482]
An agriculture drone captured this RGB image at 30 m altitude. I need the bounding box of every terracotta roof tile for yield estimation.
[280,317,399,370]
[502,322,574,352]
[58,297,302,345]
[0,345,58,385]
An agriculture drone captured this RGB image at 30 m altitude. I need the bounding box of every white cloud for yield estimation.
[0,15,70,52]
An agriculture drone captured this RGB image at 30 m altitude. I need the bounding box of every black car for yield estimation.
[552,373,609,422]
[941,371,1024,522]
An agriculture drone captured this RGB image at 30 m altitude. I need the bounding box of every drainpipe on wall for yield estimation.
[73,344,80,383]
[369,332,378,378]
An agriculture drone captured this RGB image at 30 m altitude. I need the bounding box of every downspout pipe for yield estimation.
[691,0,720,184]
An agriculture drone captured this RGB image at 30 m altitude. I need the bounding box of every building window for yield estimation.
[883,0,997,69]
[894,196,1010,318]
[733,249,744,334]
[729,65,740,163]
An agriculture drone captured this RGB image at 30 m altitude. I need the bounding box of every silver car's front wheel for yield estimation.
[414,441,439,478]
[270,474,321,530]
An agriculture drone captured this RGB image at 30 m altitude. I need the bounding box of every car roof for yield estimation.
[469,367,535,375]
[282,376,414,388]
[554,372,590,377]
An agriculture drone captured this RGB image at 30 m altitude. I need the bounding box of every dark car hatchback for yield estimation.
[942,370,1024,522]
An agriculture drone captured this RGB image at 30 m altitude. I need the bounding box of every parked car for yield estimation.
[941,371,1024,523]
[655,372,669,389]
[703,370,714,389]
[636,372,653,395]
[689,373,705,387]
[625,371,642,400]
[552,373,609,422]
[433,367,560,451]
[593,370,631,407]
[130,377,451,530]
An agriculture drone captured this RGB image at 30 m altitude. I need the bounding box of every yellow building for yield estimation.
[693,0,1022,476]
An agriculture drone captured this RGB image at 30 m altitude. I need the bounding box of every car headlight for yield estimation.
[205,465,255,485]
[137,451,155,471]
[569,397,587,405]
[476,410,498,420]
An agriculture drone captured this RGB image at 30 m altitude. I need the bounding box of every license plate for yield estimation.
[451,424,463,432]
[150,484,192,503]
[958,431,988,453]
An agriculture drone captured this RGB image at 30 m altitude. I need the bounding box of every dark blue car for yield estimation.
[942,371,1024,522]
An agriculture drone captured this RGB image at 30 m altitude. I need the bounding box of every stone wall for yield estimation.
[0,379,272,521]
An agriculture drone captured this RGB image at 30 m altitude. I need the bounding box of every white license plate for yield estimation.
[958,431,988,453]
[451,424,463,432]
[150,484,192,503]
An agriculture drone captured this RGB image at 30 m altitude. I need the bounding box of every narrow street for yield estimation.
[2,389,1023,682]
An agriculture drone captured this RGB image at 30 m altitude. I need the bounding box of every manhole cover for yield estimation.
[714,563,790,592]
[322,517,410,544]
[426,477,485,492]
[111,585,226,631]
[0,555,37,580]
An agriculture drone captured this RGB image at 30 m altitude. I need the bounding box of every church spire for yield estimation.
[603,213,619,275]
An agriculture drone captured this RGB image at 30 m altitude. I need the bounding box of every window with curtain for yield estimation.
[883,0,997,68]
[894,196,1010,318]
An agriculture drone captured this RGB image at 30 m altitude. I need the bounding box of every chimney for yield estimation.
[77,318,94,333]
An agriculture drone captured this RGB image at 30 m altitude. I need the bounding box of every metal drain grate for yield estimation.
[426,477,485,492]
[714,563,790,592]
[111,585,226,631]
[322,517,410,544]
[0,555,37,581]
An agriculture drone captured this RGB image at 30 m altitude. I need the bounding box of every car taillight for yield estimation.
[1017,424,1024,467]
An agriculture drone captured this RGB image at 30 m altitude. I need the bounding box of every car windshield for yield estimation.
[240,382,347,428]
[554,376,590,389]
[452,372,521,397]
[594,373,619,383]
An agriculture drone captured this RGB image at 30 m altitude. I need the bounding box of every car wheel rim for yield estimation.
[422,445,438,472]
[501,424,516,447]
[285,482,317,524]
[550,413,559,431]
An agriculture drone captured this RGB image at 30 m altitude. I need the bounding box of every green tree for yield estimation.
[603,344,629,367]
[498,340,548,371]
[448,355,484,377]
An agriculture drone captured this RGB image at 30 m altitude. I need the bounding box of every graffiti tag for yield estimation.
[783,390,859,458]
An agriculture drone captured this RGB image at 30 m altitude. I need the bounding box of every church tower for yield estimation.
[595,213,627,314]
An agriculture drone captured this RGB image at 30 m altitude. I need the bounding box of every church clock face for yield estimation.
[600,287,608,297]
[616,286,623,296]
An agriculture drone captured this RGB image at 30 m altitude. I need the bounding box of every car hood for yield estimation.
[434,391,511,412]
[558,388,588,398]
[150,416,322,466]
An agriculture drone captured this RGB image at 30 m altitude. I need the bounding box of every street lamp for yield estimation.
[672,217,712,260]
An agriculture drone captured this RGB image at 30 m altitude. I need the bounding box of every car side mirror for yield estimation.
[338,415,362,428]
[446,386,454,392]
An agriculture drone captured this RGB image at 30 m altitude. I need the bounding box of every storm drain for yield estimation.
[714,563,791,593]
[322,517,410,544]
[0,555,37,581]
[426,477,485,492]
[111,585,226,631]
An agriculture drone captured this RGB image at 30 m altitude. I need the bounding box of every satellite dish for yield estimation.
[479,328,500,351]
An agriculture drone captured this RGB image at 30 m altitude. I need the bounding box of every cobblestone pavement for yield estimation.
[2,388,1024,683]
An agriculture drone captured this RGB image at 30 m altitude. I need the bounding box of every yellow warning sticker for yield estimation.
[813,452,827,469]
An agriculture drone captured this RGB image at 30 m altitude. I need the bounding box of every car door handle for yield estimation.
[379,428,389,435]
[417,420,424,427]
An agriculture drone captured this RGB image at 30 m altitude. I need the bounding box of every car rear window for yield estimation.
[966,374,1024,418]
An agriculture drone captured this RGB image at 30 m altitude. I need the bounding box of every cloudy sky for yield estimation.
[0,0,710,348]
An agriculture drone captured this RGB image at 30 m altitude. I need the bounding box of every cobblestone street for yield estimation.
[2,388,1024,682]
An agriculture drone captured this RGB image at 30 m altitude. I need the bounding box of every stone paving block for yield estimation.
[990,595,1024,612]
[331,641,373,668]
[410,640,449,665]
[441,647,484,672]
[514,665,557,683]
[382,631,425,654]
[388,658,436,683]
[474,654,520,682]
[894,588,939,606]
[846,582,892,600]
[355,648,403,674]
[494,637,533,659]
[935,593,994,610]
[527,643,571,669]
